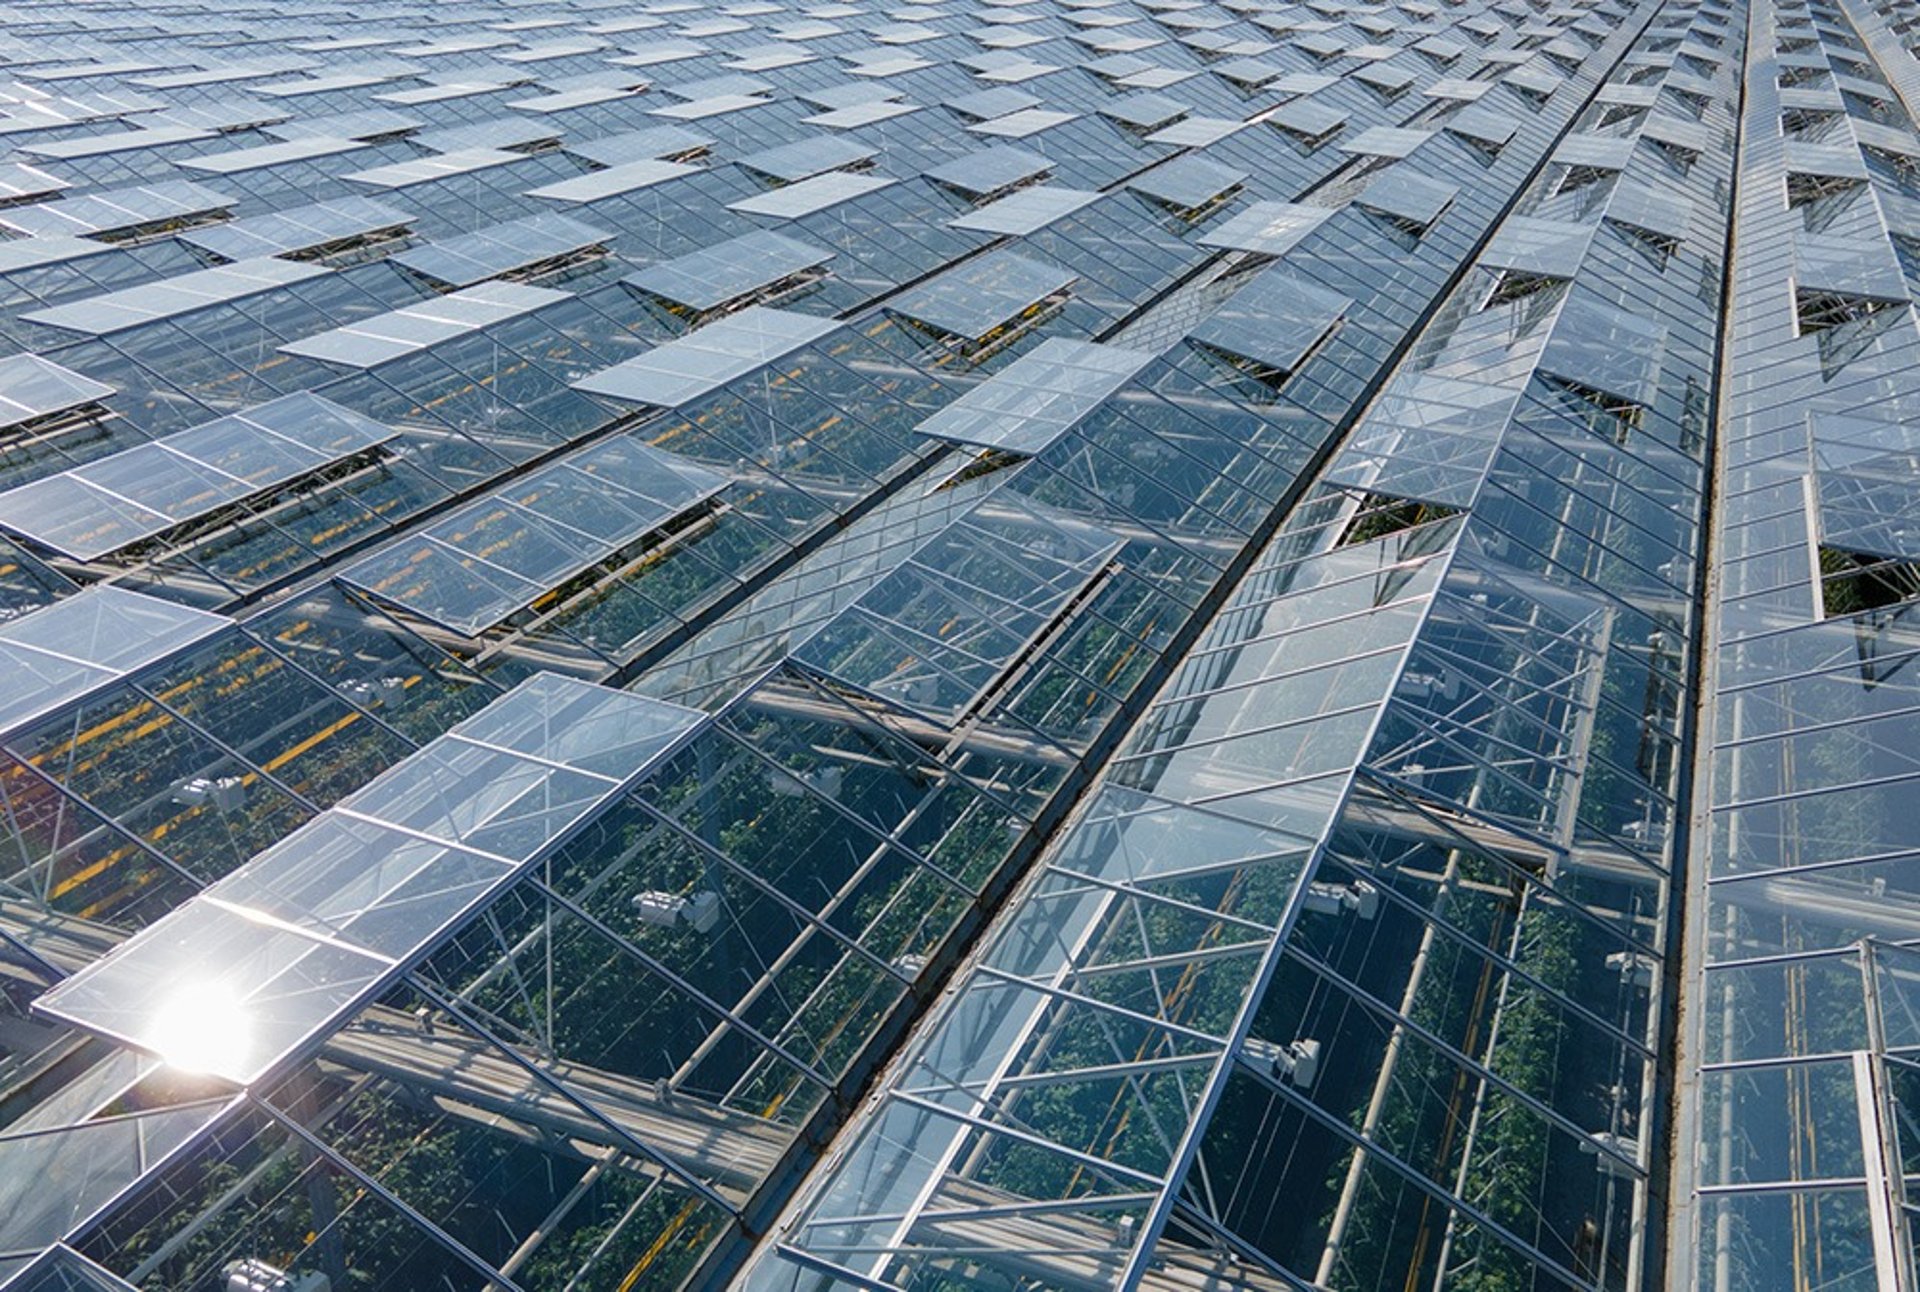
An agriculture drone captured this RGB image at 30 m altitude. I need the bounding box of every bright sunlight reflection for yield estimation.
[150,980,250,1076]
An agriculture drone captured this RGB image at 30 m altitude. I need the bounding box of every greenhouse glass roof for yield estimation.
[0,0,1909,1288]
